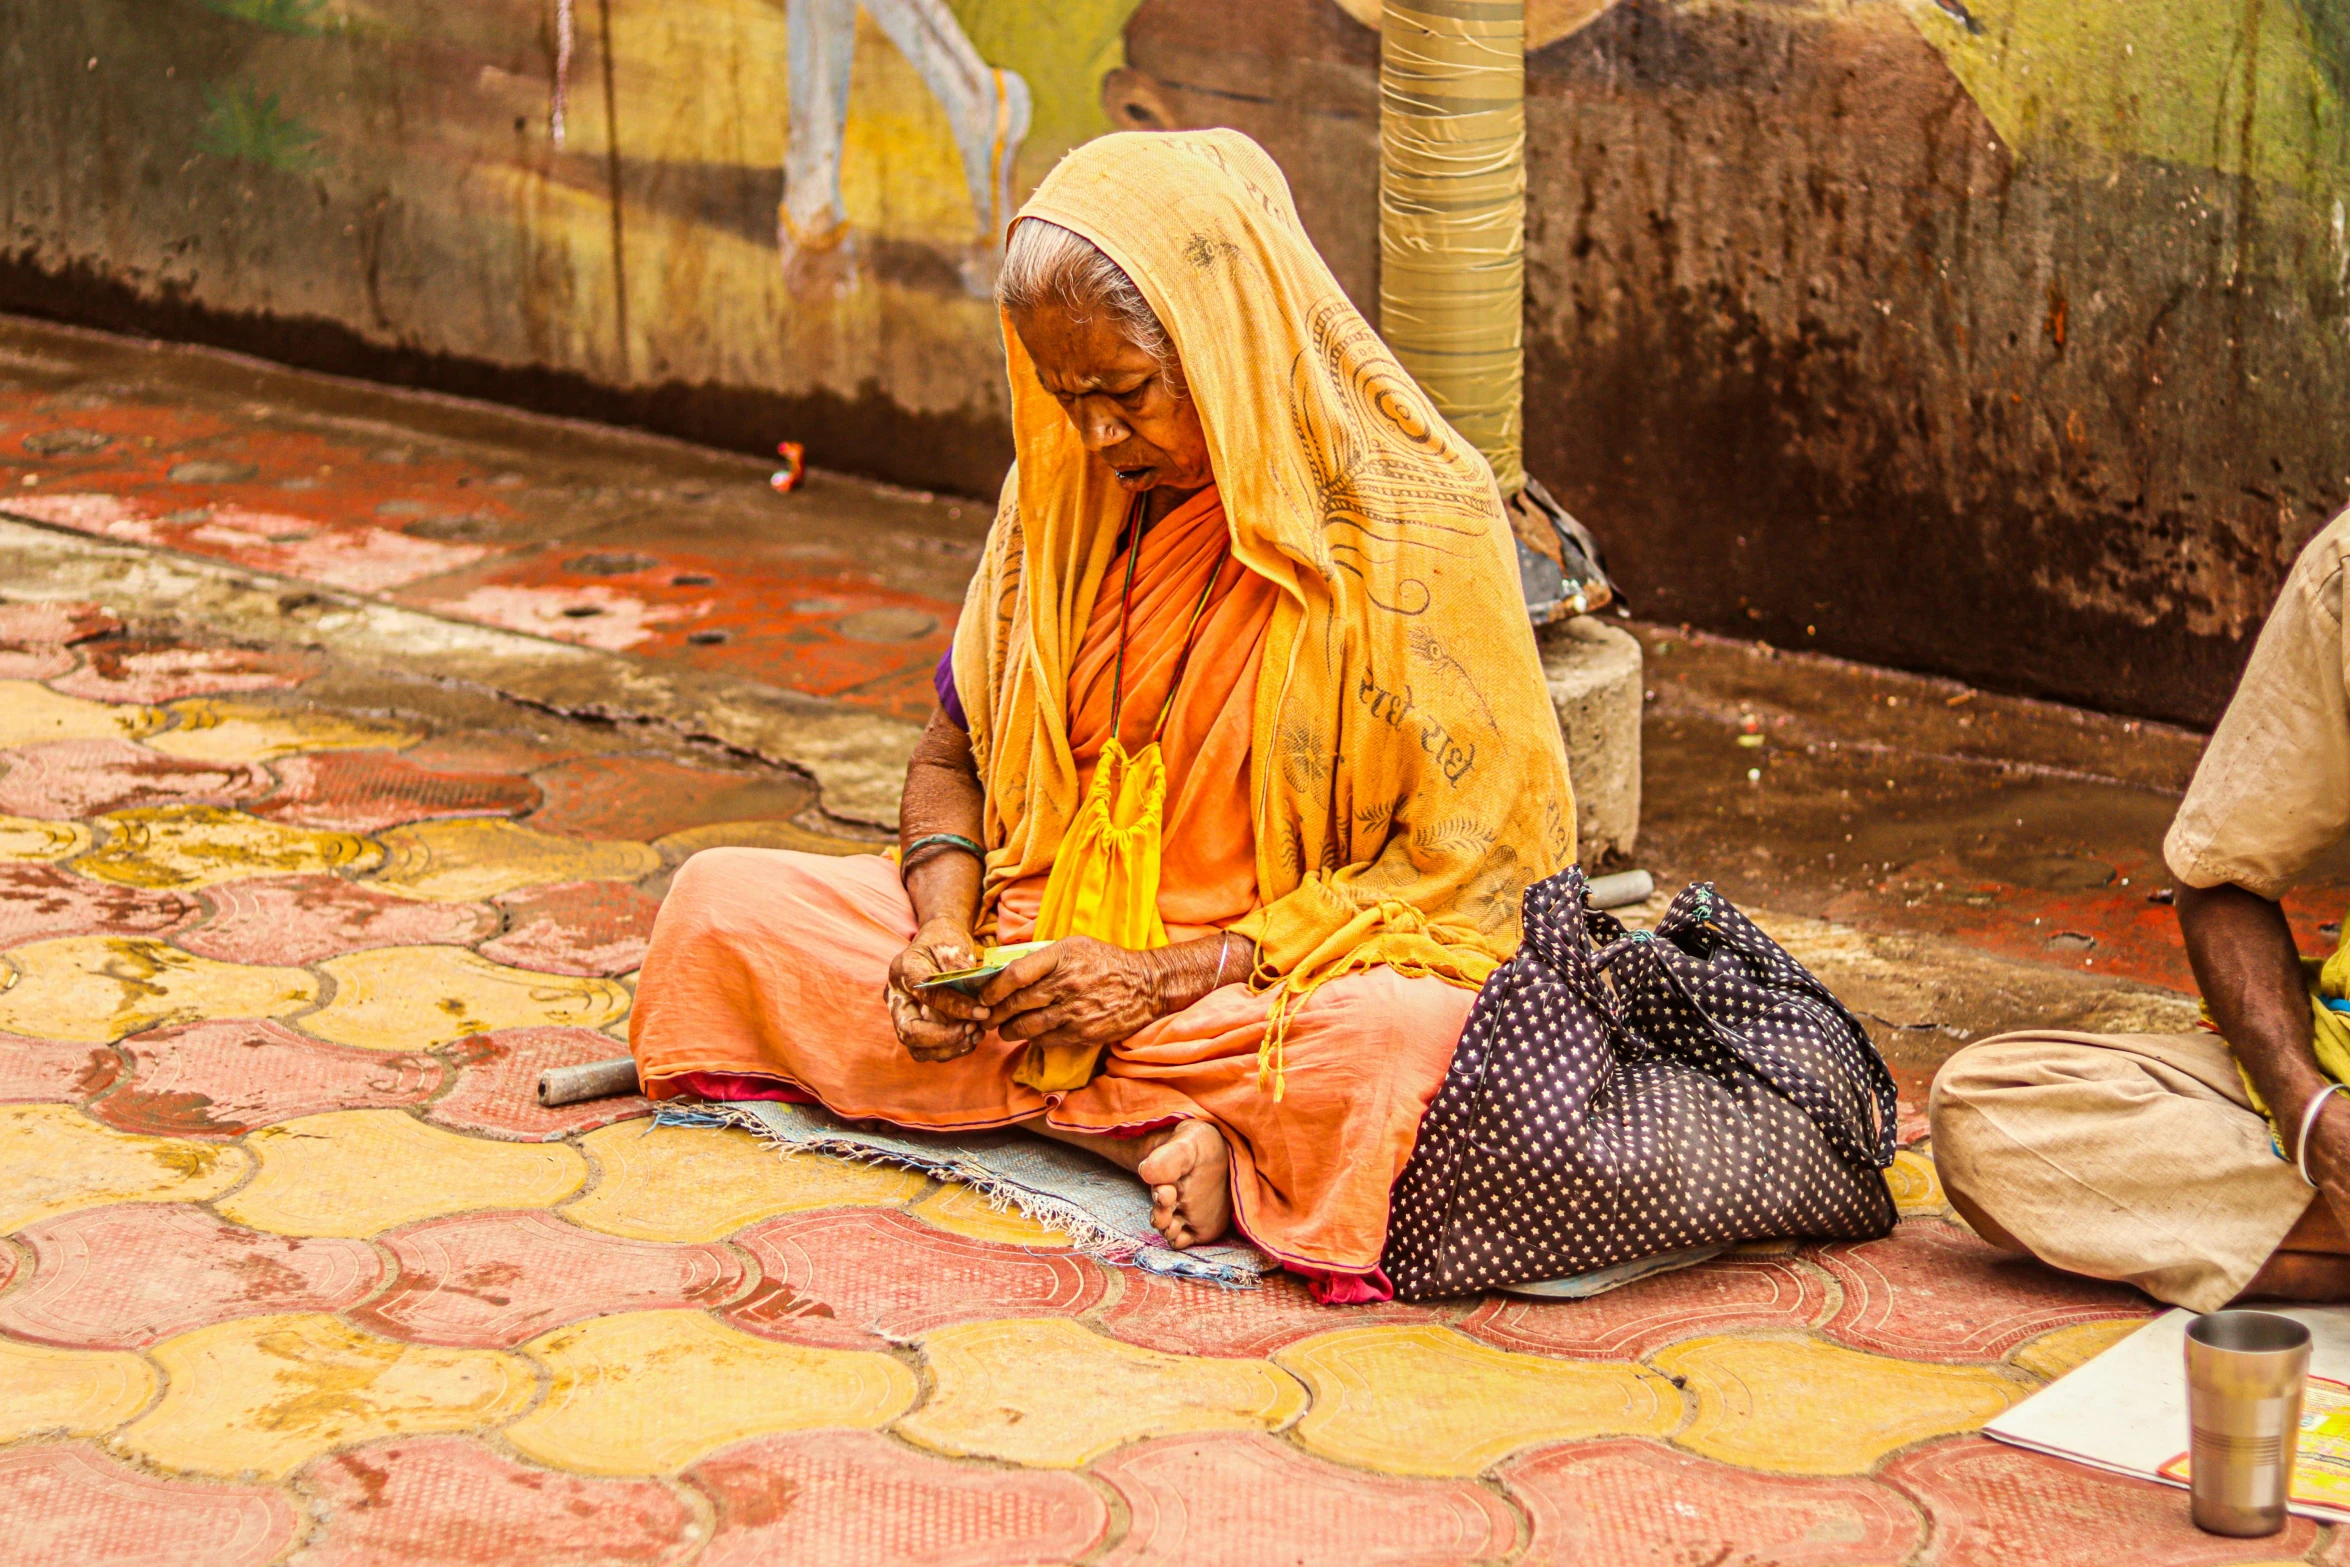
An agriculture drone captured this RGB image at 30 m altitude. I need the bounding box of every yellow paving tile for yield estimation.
[77,805,381,890]
[0,1336,157,1442]
[1651,1334,2027,1476]
[902,1317,1307,1468]
[654,819,877,858]
[118,1313,532,1479]
[304,946,630,1050]
[1884,1150,1947,1216]
[219,1109,585,1238]
[0,1103,249,1231]
[910,1181,1079,1248]
[144,698,418,762]
[564,1121,924,1243]
[0,815,91,861]
[368,819,659,903]
[2011,1317,2153,1383]
[0,681,159,747]
[1274,1324,1680,1478]
[0,935,317,1043]
[505,1309,915,1475]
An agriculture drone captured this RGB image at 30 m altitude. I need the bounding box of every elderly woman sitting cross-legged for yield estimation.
[627,130,1575,1300]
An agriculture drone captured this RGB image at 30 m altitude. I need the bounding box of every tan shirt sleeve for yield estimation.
[2165,507,2350,899]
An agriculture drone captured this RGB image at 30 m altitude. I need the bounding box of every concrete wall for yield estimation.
[6,0,2346,723]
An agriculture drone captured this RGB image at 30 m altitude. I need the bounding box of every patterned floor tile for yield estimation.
[1498,1437,1923,1566]
[76,804,381,890]
[176,873,500,965]
[1650,1334,2028,1475]
[1102,1265,1448,1359]
[119,1312,534,1479]
[1273,1325,1679,1478]
[0,737,271,817]
[296,1436,702,1567]
[0,600,121,646]
[0,1202,384,1348]
[1885,1149,1948,1216]
[91,1020,443,1137]
[688,1429,1107,1567]
[652,817,881,860]
[220,1108,586,1237]
[1094,1431,1520,1567]
[0,646,71,680]
[304,946,630,1051]
[0,1102,249,1231]
[0,861,198,948]
[907,1180,1081,1247]
[0,679,159,747]
[0,1338,156,1444]
[50,639,315,704]
[351,1209,744,1349]
[727,1208,1104,1348]
[2010,1316,2157,1382]
[900,1317,1307,1469]
[479,879,662,976]
[1882,1436,2313,1566]
[251,749,541,833]
[428,1026,653,1141]
[0,1031,119,1103]
[1815,1218,2154,1362]
[367,818,659,902]
[144,697,419,762]
[528,754,814,841]
[564,1121,924,1243]
[506,1308,916,1475]
[1460,1254,1833,1361]
[0,935,317,1043]
[0,814,89,859]
[0,1442,299,1567]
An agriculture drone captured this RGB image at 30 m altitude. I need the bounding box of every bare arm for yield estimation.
[886,710,992,1060]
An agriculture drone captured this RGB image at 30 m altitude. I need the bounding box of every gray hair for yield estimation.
[996,219,1178,382]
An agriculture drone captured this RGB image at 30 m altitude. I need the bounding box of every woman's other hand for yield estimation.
[886,917,990,1062]
[979,935,1166,1052]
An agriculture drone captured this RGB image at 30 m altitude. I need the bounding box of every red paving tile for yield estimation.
[47,637,315,703]
[0,1443,298,1567]
[0,600,122,647]
[480,879,662,976]
[1459,1253,1836,1361]
[1101,1266,1446,1359]
[0,1202,383,1348]
[427,1027,652,1141]
[297,1437,699,1567]
[248,749,540,832]
[0,861,198,949]
[1500,1438,1920,1567]
[12,488,496,593]
[177,874,500,966]
[0,1033,119,1103]
[726,1208,1106,1348]
[350,1209,744,1349]
[1881,1436,2313,1566]
[0,737,270,817]
[1095,1432,1520,1567]
[91,1019,443,1137]
[688,1429,1107,1567]
[524,753,812,841]
[1814,1218,2154,1363]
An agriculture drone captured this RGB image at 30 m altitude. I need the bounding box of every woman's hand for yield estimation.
[978,935,1169,1053]
[886,916,990,1062]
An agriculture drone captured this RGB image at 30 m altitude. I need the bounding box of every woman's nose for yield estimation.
[1075,398,1129,451]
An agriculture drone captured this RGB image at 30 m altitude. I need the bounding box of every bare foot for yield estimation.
[1135,1120,1231,1250]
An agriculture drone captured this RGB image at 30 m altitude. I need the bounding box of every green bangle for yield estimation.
[902,833,985,868]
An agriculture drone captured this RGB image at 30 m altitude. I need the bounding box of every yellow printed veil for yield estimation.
[953,130,1577,1077]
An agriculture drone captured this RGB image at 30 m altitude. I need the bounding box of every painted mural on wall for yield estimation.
[4,0,2346,718]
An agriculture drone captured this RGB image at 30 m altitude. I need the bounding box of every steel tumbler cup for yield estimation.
[2185,1310,2312,1536]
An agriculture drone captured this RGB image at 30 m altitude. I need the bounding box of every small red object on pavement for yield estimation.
[770,441,806,493]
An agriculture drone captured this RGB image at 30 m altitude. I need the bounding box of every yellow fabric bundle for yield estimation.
[952,130,1577,1095]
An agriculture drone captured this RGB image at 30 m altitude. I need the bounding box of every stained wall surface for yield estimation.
[5,0,2345,721]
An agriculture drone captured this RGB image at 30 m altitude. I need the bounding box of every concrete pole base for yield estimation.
[1539,615,1644,866]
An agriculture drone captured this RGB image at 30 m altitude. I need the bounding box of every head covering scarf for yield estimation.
[953,129,1576,1091]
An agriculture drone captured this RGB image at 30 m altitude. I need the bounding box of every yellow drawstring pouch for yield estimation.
[1011,508,1219,1092]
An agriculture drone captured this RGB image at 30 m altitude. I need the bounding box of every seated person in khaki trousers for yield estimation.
[1932,508,2350,1311]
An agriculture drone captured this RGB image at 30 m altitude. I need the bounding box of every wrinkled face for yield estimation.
[1010,302,1212,497]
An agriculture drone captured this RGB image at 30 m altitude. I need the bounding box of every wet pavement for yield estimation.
[0,313,2325,1565]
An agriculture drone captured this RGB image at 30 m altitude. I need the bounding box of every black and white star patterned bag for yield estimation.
[1381,866,1899,1299]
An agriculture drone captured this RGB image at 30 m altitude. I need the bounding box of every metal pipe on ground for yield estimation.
[539,1057,641,1106]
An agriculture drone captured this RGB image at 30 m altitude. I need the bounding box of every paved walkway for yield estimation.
[0,316,2325,1564]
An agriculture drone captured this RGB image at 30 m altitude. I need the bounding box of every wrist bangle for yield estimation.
[901,833,984,878]
[2296,1083,2350,1187]
[1211,934,1233,991]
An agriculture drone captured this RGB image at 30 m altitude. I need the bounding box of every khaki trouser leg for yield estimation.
[1928,1030,2315,1312]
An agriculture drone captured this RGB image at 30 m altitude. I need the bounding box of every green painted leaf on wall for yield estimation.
[198,81,324,172]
